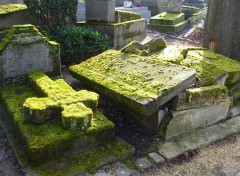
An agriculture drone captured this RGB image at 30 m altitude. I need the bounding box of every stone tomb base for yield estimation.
[149,12,188,34]
[78,10,147,49]
[115,7,151,22]
[69,49,196,132]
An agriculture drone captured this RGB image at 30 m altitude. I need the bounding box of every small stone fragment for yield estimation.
[135,157,152,169]
[148,152,165,163]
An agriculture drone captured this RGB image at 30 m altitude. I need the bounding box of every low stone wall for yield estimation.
[77,18,147,49]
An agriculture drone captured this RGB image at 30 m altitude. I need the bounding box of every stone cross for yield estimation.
[85,0,116,23]
[167,0,182,13]
[23,72,99,130]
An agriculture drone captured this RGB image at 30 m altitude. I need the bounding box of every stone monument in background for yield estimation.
[85,0,116,23]
[167,0,182,13]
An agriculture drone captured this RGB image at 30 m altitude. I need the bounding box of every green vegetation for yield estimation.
[23,0,77,31]
[0,4,27,16]
[48,26,110,64]
[0,80,115,165]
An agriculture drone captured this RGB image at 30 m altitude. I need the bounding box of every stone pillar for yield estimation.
[85,0,116,23]
[142,0,168,16]
[167,0,182,13]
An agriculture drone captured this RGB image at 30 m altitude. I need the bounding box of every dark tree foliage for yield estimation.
[23,0,78,30]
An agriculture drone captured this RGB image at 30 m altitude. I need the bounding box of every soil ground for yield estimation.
[0,23,240,176]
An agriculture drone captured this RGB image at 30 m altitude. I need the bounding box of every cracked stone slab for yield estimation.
[135,157,152,169]
[158,116,240,160]
[70,50,196,116]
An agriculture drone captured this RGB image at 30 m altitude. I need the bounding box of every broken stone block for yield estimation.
[160,98,231,140]
[0,25,61,84]
[167,0,183,13]
[120,40,147,55]
[228,101,240,118]
[148,152,165,163]
[23,71,99,131]
[135,157,152,169]
[147,38,167,53]
[69,50,196,118]
[173,84,229,111]
[181,49,240,86]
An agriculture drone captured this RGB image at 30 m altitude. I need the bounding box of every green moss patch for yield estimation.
[150,12,185,25]
[0,4,27,16]
[181,49,240,86]
[69,49,195,116]
[0,83,115,165]
[116,10,141,23]
[24,72,99,129]
[0,24,59,53]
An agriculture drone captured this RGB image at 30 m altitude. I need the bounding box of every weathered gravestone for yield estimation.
[0,25,61,84]
[167,0,183,13]
[69,45,196,132]
[85,0,115,23]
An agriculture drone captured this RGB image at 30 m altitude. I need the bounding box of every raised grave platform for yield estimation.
[0,71,134,175]
[115,6,151,22]
[69,44,196,132]
[149,12,188,34]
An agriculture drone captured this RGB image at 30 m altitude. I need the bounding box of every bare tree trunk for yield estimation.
[203,0,240,61]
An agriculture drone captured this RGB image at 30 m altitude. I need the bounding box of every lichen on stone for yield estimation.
[0,4,27,16]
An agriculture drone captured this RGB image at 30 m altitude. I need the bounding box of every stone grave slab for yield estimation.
[149,12,187,34]
[0,25,61,84]
[167,0,183,13]
[115,7,151,21]
[0,72,117,165]
[69,49,196,118]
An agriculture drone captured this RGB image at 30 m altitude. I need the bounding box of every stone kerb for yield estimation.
[23,71,99,130]
[167,0,183,13]
[0,25,61,84]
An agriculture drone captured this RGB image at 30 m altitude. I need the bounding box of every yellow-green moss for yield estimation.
[116,10,141,23]
[0,24,59,53]
[0,4,27,16]
[0,84,115,165]
[151,12,184,21]
[181,49,240,86]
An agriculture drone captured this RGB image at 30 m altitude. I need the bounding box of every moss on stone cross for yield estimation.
[23,71,99,130]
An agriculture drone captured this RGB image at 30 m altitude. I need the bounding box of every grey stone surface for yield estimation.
[229,102,240,118]
[148,152,165,163]
[234,172,240,176]
[85,0,115,23]
[160,98,231,139]
[167,0,183,13]
[0,25,61,83]
[95,172,112,176]
[173,85,229,111]
[115,7,151,21]
[135,157,152,169]
[142,0,168,16]
[158,115,240,160]
[115,167,134,176]
[0,8,36,30]
[0,0,23,5]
